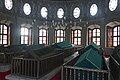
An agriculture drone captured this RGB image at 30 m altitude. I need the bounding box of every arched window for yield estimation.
[88,28,100,45]
[0,24,9,45]
[21,27,32,45]
[55,29,65,43]
[39,29,48,44]
[72,29,82,46]
[108,26,120,47]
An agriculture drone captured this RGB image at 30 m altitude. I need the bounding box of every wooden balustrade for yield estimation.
[0,52,14,64]
[62,66,109,80]
[11,53,64,78]
[62,55,110,80]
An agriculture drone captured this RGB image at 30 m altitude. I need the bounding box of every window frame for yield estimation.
[108,26,120,47]
[113,26,120,46]
[88,28,100,45]
[71,29,82,46]
[55,29,65,43]
[20,27,32,45]
[39,28,48,44]
[0,24,9,45]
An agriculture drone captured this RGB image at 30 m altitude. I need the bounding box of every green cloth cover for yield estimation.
[84,43,100,51]
[74,48,102,70]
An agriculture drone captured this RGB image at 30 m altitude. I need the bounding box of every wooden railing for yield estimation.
[0,44,45,64]
[62,66,109,80]
[11,53,64,78]
[61,55,110,80]
[0,52,14,64]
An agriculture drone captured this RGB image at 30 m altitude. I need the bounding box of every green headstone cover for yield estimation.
[54,41,72,49]
[74,48,102,70]
[84,43,103,55]
[84,43,100,51]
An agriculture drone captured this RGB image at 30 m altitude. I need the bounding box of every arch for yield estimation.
[106,21,120,28]
[38,25,49,29]
[88,24,100,29]
[21,23,32,28]
[54,25,66,30]
[71,26,82,30]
